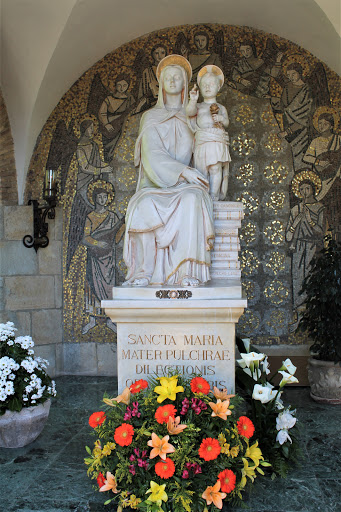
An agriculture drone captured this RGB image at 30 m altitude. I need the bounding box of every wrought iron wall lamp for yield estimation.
[23,169,58,252]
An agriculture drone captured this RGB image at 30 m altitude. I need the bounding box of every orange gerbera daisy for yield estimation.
[89,411,106,428]
[212,386,235,401]
[130,379,148,394]
[198,437,221,461]
[167,416,187,435]
[96,472,106,488]
[218,469,236,493]
[155,404,177,424]
[209,399,232,420]
[155,457,175,479]
[190,376,210,394]
[202,481,227,509]
[148,433,175,460]
[114,423,134,446]
[237,416,255,439]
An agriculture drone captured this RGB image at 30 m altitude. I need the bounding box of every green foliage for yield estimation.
[85,374,272,511]
[298,235,341,362]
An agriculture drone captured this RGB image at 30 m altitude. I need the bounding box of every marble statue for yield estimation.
[186,65,230,200]
[123,55,215,287]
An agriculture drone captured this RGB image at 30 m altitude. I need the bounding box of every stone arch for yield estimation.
[25,23,341,346]
[0,89,17,205]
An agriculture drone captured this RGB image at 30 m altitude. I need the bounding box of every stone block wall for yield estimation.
[0,205,63,375]
[0,204,117,377]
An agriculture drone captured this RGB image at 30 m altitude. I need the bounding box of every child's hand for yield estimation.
[212,114,224,123]
[189,84,199,102]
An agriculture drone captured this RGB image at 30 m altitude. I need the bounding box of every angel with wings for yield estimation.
[87,72,137,162]
[228,38,283,98]
[269,55,330,172]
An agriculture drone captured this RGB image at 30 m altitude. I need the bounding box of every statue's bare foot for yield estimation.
[82,316,96,334]
[106,318,117,333]
[131,278,150,287]
[181,277,200,287]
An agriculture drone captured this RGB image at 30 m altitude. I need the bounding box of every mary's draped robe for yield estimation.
[123,104,215,285]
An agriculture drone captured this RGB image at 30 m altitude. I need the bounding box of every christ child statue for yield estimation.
[186,64,231,200]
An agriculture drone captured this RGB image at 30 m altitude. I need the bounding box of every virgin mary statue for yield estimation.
[123,55,215,287]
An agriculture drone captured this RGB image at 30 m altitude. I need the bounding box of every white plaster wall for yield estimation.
[0,0,340,203]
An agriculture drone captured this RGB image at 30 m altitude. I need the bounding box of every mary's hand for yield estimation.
[181,168,209,190]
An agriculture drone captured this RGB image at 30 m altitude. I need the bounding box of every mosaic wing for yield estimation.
[66,193,92,274]
[213,30,225,63]
[131,48,151,100]
[87,73,109,119]
[261,38,282,65]
[173,31,191,58]
[46,119,78,196]
[223,39,239,81]
[307,62,331,110]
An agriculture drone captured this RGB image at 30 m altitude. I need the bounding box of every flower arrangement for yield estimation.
[0,322,57,415]
[85,375,271,511]
[236,337,300,477]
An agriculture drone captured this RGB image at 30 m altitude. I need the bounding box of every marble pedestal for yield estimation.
[103,282,246,394]
[103,202,246,393]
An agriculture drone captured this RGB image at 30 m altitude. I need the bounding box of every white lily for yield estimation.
[261,356,271,375]
[276,410,296,431]
[276,429,292,445]
[240,352,265,367]
[275,394,284,410]
[241,338,251,353]
[237,359,261,380]
[281,358,297,376]
[252,384,273,404]
[278,370,299,387]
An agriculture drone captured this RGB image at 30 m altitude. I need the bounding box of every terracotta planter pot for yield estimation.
[0,399,51,448]
[308,357,341,404]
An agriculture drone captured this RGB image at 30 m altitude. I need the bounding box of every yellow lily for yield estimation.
[240,458,257,488]
[154,376,184,403]
[245,440,264,467]
[102,442,116,456]
[230,445,240,458]
[146,481,168,505]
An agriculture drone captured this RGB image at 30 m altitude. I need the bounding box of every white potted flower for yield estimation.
[0,321,57,448]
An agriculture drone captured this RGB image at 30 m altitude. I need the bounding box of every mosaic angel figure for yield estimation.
[82,180,125,334]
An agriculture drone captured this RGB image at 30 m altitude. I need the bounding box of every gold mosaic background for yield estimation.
[25,24,341,346]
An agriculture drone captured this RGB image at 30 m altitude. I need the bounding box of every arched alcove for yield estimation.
[24,23,341,355]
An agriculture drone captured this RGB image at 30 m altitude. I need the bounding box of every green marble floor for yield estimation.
[0,376,339,512]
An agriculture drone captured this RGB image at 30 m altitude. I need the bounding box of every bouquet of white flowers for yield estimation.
[236,337,300,477]
[0,322,56,415]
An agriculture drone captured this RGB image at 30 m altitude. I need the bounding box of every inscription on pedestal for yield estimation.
[117,324,235,393]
